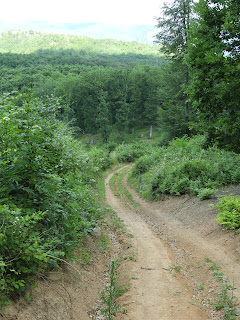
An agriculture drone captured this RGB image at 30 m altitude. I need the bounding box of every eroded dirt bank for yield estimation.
[105,166,240,320]
[1,227,125,320]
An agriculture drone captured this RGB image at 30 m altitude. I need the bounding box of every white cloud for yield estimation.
[0,0,163,25]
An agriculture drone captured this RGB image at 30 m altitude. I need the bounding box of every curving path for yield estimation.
[105,167,210,320]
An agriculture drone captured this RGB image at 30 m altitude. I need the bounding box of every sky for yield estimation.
[0,0,165,26]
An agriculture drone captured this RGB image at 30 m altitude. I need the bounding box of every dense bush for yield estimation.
[0,94,105,303]
[88,146,112,172]
[115,142,154,163]
[215,196,240,231]
[130,136,240,200]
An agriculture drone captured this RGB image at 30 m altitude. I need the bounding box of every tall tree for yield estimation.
[186,0,240,152]
[128,66,147,132]
[115,70,131,144]
[158,62,189,139]
[155,0,194,129]
[96,90,111,142]
[142,67,162,138]
[155,0,193,60]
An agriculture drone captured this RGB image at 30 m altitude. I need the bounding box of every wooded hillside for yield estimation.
[1,31,184,143]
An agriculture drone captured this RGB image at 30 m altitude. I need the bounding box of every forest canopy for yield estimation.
[0,31,183,143]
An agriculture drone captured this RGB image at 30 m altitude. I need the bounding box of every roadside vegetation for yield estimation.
[215,196,240,232]
[205,258,239,319]
[129,136,240,202]
[0,94,111,306]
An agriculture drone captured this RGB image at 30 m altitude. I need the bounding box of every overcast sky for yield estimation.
[0,0,165,25]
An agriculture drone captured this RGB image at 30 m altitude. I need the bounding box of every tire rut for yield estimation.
[105,166,209,320]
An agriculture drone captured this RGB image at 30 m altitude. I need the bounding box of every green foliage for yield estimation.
[115,142,154,163]
[157,62,191,139]
[0,31,163,100]
[0,206,50,303]
[0,94,105,303]
[155,0,194,135]
[197,188,217,201]
[186,0,240,153]
[0,33,166,141]
[215,196,240,231]
[130,136,240,200]
[0,30,185,146]
[214,284,239,320]
[87,146,112,172]
[206,259,239,319]
[96,91,111,142]
[155,0,194,61]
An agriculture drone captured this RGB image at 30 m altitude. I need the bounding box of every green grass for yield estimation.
[109,169,126,198]
[109,168,140,209]
[123,187,140,208]
[96,164,125,200]
[96,171,109,200]
[104,206,126,234]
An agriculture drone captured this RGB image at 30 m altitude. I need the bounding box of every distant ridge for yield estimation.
[0,21,157,44]
[0,30,163,67]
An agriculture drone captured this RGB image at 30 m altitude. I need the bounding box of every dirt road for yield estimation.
[3,165,239,320]
[105,166,240,320]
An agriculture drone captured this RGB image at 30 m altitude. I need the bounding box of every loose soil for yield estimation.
[2,165,240,320]
[1,234,116,320]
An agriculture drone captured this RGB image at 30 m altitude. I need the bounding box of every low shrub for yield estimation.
[115,142,154,163]
[0,206,51,302]
[130,136,240,200]
[215,196,240,231]
[131,150,165,176]
[88,146,112,171]
[197,188,217,200]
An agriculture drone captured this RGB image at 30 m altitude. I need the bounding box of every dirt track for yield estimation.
[105,166,240,320]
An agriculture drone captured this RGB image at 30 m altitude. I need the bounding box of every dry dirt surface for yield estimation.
[1,230,123,320]
[105,165,240,320]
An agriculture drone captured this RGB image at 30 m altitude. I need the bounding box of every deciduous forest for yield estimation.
[1,0,240,319]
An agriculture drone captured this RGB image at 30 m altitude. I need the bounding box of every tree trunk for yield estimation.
[184,2,190,134]
[150,125,153,139]
[185,100,189,124]
[185,67,190,135]
[90,134,94,145]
